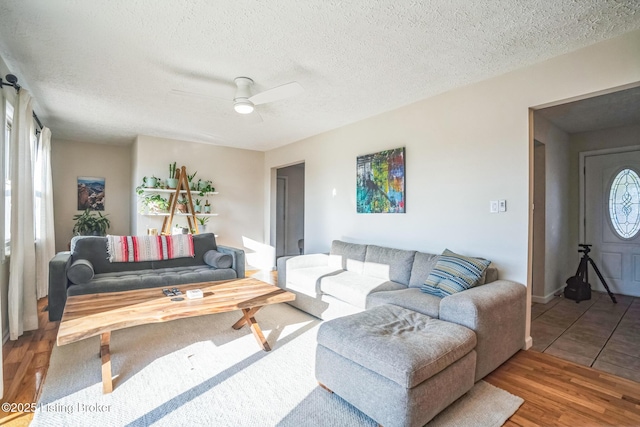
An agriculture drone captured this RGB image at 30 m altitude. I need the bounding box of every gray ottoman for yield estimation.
[316,304,477,427]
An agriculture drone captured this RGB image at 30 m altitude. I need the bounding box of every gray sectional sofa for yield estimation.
[276,240,526,381]
[48,233,245,321]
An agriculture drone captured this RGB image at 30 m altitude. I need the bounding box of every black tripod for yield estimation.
[572,244,617,303]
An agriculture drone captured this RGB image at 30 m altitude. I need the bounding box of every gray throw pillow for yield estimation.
[67,259,95,285]
[203,250,232,269]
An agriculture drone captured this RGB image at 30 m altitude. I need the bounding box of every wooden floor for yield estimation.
[2,291,639,426]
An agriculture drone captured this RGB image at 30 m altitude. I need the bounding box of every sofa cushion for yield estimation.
[66,259,94,285]
[67,265,237,296]
[422,249,491,297]
[320,271,405,309]
[363,245,415,286]
[408,252,440,288]
[203,250,232,268]
[366,288,441,318]
[328,240,367,274]
[287,266,343,297]
[317,304,477,388]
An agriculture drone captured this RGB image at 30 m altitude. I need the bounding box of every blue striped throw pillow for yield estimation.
[421,249,491,297]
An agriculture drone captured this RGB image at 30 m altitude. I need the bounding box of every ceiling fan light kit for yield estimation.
[233,99,254,114]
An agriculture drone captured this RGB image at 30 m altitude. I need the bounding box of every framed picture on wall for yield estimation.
[356,147,405,213]
[77,176,105,211]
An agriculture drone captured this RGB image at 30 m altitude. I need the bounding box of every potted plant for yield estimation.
[144,175,159,188]
[197,216,209,233]
[176,196,189,213]
[198,180,215,196]
[167,162,178,189]
[194,199,202,213]
[187,171,197,190]
[140,194,169,214]
[72,209,111,236]
[204,200,211,213]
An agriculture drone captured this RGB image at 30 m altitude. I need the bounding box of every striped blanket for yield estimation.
[106,234,195,263]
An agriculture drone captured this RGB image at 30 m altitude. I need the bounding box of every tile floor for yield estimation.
[531,291,640,383]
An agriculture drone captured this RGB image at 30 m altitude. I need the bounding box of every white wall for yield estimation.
[533,114,572,301]
[132,135,264,251]
[51,139,132,252]
[265,29,640,346]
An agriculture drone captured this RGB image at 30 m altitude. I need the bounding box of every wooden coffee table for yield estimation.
[56,277,295,393]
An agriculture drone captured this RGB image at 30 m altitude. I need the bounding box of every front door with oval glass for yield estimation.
[585,150,640,297]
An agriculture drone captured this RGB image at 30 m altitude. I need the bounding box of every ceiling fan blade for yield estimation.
[249,81,303,106]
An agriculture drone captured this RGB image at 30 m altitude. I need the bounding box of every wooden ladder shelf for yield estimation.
[161,166,199,235]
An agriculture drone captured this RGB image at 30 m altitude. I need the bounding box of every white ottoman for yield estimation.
[316,304,477,427]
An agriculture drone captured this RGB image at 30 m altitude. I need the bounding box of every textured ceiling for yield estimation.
[0,1,639,151]
[538,85,640,134]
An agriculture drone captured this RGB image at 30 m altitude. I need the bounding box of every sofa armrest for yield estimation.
[48,251,72,321]
[276,254,330,289]
[217,245,245,279]
[439,280,526,381]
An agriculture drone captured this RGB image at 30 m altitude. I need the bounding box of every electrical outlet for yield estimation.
[499,200,506,212]
[490,201,499,213]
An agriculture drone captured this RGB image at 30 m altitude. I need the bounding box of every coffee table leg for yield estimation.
[233,307,271,352]
[100,332,113,393]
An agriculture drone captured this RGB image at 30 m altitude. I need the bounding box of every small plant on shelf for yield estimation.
[140,194,169,214]
[204,200,211,213]
[176,196,189,213]
[198,180,215,196]
[167,162,178,188]
[187,171,197,190]
[194,198,202,213]
[136,176,162,194]
[72,209,111,236]
[197,216,210,233]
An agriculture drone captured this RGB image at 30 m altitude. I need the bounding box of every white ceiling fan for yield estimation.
[170,77,304,119]
[231,77,303,115]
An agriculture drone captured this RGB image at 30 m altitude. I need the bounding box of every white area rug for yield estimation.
[33,304,522,426]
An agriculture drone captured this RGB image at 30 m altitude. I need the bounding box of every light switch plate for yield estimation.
[499,200,506,212]
[490,201,499,213]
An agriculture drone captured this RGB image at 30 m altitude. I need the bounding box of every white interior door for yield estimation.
[584,150,640,297]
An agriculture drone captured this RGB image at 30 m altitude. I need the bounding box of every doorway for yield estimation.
[276,163,305,258]
[581,148,640,297]
[532,140,546,298]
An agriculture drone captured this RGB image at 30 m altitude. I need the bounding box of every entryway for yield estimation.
[276,163,305,258]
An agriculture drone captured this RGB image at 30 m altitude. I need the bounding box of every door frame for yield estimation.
[579,145,640,243]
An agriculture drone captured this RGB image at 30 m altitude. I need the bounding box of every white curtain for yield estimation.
[8,89,37,340]
[35,127,55,299]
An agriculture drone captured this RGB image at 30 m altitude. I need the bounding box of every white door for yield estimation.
[584,150,640,297]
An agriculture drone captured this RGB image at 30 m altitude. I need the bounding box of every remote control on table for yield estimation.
[172,288,183,296]
[162,288,175,297]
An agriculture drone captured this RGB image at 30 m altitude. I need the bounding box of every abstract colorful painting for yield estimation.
[356,147,405,213]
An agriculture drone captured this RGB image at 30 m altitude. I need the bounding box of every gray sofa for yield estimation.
[276,239,526,382]
[48,233,245,321]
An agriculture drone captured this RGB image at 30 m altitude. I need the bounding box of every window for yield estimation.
[3,101,12,255]
[608,168,640,239]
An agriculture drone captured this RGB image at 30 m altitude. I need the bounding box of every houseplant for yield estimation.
[204,200,211,213]
[197,216,209,233]
[72,209,111,236]
[167,162,178,189]
[198,180,215,196]
[187,171,197,190]
[194,199,202,213]
[140,194,169,214]
[176,196,189,213]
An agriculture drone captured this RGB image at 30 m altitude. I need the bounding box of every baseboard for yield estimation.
[531,287,563,304]
[524,335,533,350]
